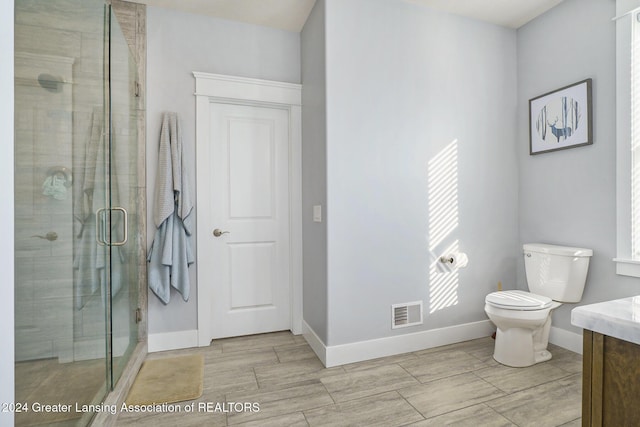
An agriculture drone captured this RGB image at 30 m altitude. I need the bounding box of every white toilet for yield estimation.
[484,243,592,367]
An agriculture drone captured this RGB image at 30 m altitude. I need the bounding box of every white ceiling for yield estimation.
[128,0,564,32]
[408,0,564,29]
[127,0,316,32]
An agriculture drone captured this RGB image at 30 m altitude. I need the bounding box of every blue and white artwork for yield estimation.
[535,97,581,143]
[529,79,592,155]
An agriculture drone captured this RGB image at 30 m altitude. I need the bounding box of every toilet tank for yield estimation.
[524,243,593,303]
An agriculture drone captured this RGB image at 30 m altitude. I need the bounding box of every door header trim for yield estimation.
[193,72,301,106]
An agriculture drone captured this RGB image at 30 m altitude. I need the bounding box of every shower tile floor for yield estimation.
[116,332,582,426]
[15,357,106,426]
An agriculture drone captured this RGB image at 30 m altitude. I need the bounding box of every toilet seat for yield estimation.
[485,290,552,311]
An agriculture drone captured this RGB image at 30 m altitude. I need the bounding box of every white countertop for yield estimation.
[571,296,640,346]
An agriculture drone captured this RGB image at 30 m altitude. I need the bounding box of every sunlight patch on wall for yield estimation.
[428,139,459,314]
[428,140,458,251]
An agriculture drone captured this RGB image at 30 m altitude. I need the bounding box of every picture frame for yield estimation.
[529,78,592,155]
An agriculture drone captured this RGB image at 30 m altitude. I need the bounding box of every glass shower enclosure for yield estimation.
[14,1,141,425]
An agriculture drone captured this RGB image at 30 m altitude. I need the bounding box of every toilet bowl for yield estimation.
[484,243,592,368]
[485,290,561,367]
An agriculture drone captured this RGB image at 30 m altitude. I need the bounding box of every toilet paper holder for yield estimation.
[438,252,469,268]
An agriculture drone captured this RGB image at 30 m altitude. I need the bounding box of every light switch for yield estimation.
[313,205,322,223]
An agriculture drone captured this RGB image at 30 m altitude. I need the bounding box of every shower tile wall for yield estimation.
[14,0,108,363]
[15,52,75,362]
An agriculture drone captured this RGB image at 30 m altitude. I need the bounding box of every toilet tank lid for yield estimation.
[523,243,593,257]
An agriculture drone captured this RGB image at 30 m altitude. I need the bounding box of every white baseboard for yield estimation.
[549,326,583,355]
[148,329,199,353]
[303,320,495,368]
[148,324,582,362]
[301,321,327,366]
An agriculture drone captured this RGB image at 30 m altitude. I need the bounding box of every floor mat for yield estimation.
[125,354,204,406]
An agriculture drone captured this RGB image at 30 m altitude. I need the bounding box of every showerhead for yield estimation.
[37,73,63,93]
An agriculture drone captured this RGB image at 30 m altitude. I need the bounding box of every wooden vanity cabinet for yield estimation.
[582,330,640,426]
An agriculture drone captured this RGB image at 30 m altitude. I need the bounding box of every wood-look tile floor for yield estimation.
[116,332,582,426]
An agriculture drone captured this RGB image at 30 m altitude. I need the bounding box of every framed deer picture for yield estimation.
[529,78,592,155]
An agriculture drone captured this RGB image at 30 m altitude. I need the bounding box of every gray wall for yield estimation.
[301,0,329,342]
[324,0,519,345]
[517,0,639,333]
[1,0,14,423]
[145,0,638,345]
[146,6,301,334]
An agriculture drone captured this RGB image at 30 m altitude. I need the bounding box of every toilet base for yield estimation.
[495,349,552,367]
[485,301,558,368]
[493,327,535,367]
[492,319,553,367]
[535,349,552,364]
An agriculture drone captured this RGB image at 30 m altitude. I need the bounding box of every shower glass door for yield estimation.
[14,1,140,425]
[107,5,141,388]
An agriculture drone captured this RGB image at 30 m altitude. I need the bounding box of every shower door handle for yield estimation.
[110,207,128,246]
[96,208,107,246]
[95,207,128,246]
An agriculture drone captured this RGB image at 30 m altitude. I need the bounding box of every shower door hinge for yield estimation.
[135,308,142,324]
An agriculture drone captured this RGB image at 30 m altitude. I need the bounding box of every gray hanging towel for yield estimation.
[148,112,194,304]
[73,109,124,309]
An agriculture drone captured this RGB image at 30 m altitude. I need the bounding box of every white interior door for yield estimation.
[204,102,291,339]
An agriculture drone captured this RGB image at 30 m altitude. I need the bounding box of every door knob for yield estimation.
[213,228,230,237]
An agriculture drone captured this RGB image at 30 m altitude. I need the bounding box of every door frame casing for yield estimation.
[193,72,302,346]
